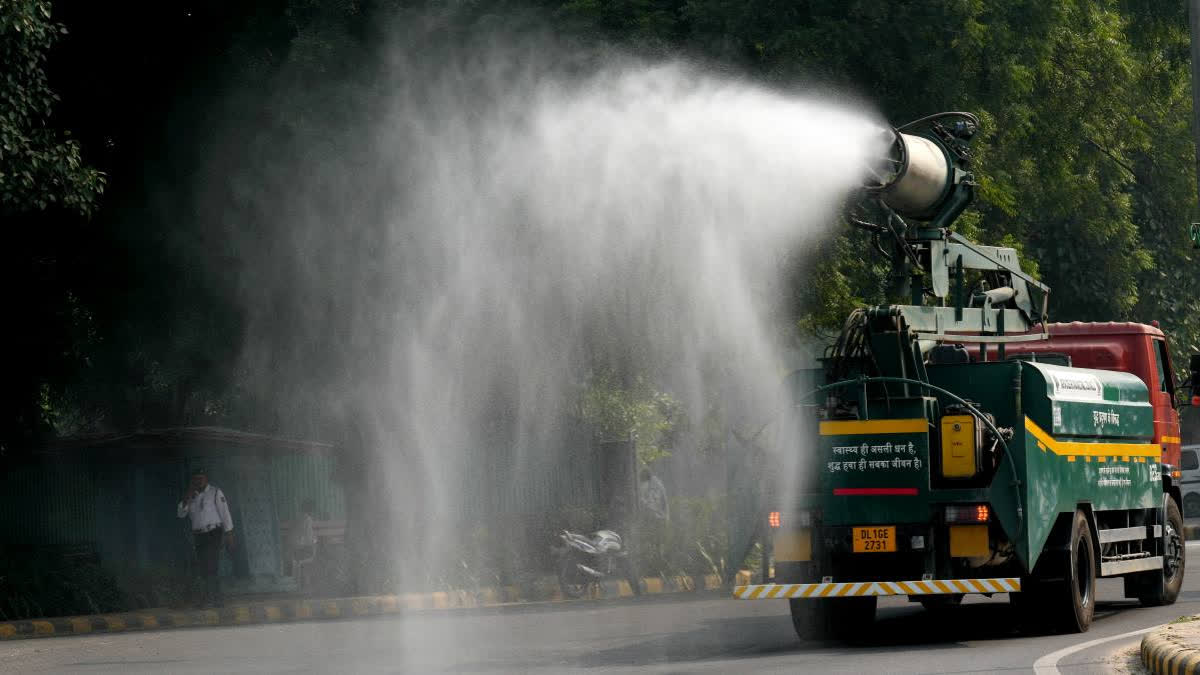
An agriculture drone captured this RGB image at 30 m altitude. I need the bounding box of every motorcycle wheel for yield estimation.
[558,554,590,599]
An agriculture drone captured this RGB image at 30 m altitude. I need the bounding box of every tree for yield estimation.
[0,0,104,451]
[0,1,102,216]
[553,1,1194,351]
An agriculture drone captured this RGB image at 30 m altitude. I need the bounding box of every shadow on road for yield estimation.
[565,597,1151,669]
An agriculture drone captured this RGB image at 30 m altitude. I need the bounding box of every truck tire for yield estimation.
[1052,509,1097,633]
[789,597,876,641]
[1139,496,1185,607]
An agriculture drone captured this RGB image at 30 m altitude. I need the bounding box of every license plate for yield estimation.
[853,526,896,553]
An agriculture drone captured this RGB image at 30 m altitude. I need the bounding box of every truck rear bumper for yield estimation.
[733,577,1020,599]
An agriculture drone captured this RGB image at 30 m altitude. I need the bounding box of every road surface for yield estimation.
[5,545,1200,674]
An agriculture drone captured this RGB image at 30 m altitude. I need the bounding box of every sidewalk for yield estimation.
[0,571,749,641]
[1141,616,1200,674]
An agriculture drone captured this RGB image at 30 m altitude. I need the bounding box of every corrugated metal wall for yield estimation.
[269,454,346,523]
[92,458,192,570]
[1,430,646,563]
[0,441,345,578]
[0,460,96,546]
[454,425,602,520]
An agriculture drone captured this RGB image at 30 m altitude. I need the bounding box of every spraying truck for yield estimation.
[735,112,1192,636]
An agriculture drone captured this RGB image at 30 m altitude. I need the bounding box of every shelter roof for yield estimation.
[41,426,334,456]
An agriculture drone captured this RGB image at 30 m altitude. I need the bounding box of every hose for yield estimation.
[896,111,980,133]
[794,375,1025,535]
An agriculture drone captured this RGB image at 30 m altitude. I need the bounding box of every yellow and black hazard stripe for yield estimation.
[1142,628,1200,674]
[733,578,1020,599]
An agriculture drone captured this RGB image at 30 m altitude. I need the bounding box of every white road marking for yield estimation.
[1031,625,1156,674]
[1030,540,1200,672]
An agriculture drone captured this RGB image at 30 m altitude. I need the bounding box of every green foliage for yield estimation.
[0,553,186,620]
[0,0,106,452]
[0,1,103,216]
[3,2,1199,604]
[579,372,681,465]
[631,495,731,578]
[26,0,1197,447]
[553,0,1196,355]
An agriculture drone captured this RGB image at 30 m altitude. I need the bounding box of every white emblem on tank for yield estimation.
[1051,372,1104,401]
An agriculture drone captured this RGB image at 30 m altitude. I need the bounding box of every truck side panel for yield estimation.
[1019,362,1159,572]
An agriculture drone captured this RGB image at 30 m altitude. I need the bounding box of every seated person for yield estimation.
[292,499,318,585]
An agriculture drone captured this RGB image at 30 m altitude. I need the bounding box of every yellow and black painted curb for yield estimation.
[0,572,743,641]
[1141,620,1200,674]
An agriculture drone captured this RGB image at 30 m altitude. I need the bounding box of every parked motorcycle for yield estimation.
[554,529,641,599]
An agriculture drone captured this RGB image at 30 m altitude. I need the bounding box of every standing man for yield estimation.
[176,468,235,608]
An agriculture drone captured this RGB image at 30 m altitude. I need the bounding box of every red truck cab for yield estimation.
[970,322,1182,471]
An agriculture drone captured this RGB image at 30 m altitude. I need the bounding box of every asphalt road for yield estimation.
[5,545,1200,674]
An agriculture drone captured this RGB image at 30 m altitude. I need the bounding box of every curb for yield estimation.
[1141,619,1200,674]
[0,571,746,641]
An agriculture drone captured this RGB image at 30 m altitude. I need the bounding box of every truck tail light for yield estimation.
[945,503,989,524]
[768,510,814,528]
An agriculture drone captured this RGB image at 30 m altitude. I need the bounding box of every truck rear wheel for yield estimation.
[789,597,876,641]
[1139,496,1185,607]
[1053,509,1096,633]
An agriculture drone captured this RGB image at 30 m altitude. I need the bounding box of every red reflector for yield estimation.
[768,511,781,528]
[1193,395,1200,407]
[833,487,918,496]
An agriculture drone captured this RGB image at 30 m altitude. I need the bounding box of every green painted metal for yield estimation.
[0,460,96,546]
[817,398,933,526]
[1022,362,1152,439]
[799,361,1159,575]
[269,454,346,523]
[772,112,1167,588]
[0,437,345,585]
[1016,362,1158,570]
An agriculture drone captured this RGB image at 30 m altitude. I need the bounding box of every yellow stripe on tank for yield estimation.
[819,419,927,436]
[1025,417,1161,459]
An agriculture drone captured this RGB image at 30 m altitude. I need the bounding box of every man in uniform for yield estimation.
[176,468,235,607]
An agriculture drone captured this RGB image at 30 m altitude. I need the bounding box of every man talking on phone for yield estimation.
[176,468,234,608]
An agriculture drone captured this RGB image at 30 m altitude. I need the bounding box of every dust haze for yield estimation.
[195,14,880,612]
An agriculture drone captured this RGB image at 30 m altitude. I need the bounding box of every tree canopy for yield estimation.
[2,0,1198,449]
[556,0,1200,376]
